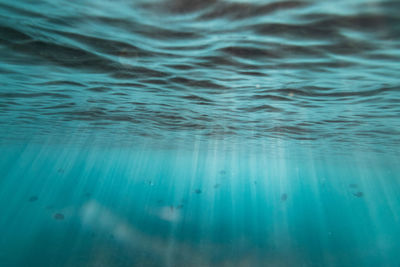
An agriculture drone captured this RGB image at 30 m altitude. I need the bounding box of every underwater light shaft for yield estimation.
[1,0,400,266]
[0,144,400,266]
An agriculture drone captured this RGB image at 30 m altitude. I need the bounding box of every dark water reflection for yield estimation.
[0,0,399,152]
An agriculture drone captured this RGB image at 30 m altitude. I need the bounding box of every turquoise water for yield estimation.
[1,0,400,266]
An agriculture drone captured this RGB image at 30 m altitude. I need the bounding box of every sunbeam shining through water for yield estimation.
[0,0,399,266]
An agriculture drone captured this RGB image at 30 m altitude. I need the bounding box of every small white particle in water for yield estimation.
[256,84,260,89]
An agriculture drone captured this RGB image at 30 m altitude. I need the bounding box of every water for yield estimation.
[0,0,399,266]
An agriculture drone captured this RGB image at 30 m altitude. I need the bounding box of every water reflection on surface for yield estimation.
[0,0,400,266]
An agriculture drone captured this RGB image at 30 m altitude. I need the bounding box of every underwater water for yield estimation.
[1,0,400,266]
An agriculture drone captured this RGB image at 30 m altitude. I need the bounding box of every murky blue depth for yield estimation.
[1,0,400,266]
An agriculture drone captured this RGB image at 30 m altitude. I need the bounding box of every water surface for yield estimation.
[0,0,400,266]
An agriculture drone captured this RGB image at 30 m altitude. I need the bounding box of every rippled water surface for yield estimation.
[0,0,400,266]
[1,0,400,150]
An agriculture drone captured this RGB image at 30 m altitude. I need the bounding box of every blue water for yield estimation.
[1,0,400,266]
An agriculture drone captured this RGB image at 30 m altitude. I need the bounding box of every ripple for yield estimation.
[0,0,399,152]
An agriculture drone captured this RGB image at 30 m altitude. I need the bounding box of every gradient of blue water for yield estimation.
[0,143,399,266]
[1,0,400,266]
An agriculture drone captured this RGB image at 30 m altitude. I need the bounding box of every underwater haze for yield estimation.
[0,0,400,266]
